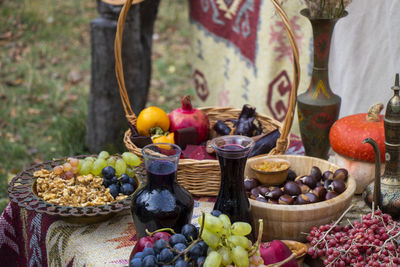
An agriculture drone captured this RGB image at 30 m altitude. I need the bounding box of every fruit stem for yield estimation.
[145,228,176,236]
[266,253,296,267]
[249,219,263,256]
[166,212,206,265]
[366,103,383,122]
[312,204,354,249]
[182,95,193,111]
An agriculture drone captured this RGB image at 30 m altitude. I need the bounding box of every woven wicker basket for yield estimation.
[114,0,300,196]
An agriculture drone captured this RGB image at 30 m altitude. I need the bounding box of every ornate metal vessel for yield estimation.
[363,74,400,218]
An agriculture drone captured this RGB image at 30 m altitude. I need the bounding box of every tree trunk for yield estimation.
[87,0,160,153]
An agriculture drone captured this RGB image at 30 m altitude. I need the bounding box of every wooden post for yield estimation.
[87,0,160,153]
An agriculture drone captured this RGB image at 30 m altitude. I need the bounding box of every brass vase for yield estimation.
[297,9,347,159]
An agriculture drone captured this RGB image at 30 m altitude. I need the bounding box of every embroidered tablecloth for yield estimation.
[0,136,307,267]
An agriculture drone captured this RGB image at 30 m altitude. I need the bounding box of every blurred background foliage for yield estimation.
[0,0,192,212]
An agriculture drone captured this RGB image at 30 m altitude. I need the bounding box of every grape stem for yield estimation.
[312,204,354,250]
[266,253,296,267]
[145,228,176,236]
[249,219,263,256]
[165,211,206,265]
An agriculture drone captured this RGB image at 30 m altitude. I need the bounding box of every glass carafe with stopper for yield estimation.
[210,135,256,241]
[131,143,194,238]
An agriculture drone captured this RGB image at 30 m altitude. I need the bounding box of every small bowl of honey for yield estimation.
[249,158,290,185]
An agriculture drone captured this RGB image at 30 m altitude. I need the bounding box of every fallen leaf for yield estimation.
[68,69,83,84]
[0,31,12,40]
[10,108,17,118]
[27,108,41,115]
[39,94,50,101]
[67,94,78,101]
[51,57,59,65]
[5,78,24,86]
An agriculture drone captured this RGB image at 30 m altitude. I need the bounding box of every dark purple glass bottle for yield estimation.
[131,143,193,238]
[211,135,255,241]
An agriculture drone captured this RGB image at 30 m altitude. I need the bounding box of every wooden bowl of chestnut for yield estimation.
[244,155,356,242]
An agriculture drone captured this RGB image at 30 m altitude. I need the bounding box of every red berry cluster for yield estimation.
[307,209,400,267]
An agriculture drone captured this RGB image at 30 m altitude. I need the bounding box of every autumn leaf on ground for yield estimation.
[68,69,83,84]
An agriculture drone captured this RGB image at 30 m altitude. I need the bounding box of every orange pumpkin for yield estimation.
[329,103,385,162]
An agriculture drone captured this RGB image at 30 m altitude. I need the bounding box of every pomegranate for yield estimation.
[169,95,210,144]
[260,240,297,267]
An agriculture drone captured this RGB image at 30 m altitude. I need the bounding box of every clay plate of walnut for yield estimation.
[8,153,145,224]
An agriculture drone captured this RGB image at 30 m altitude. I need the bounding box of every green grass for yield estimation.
[0,0,191,212]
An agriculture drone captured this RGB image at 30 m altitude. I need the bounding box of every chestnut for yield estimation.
[305,192,319,203]
[300,175,318,189]
[312,186,327,201]
[294,175,305,183]
[266,187,283,200]
[329,180,346,194]
[287,169,297,181]
[325,190,339,200]
[300,184,311,194]
[267,199,279,204]
[256,195,267,202]
[279,194,294,205]
[244,178,260,191]
[258,186,270,196]
[324,179,332,190]
[295,194,311,205]
[284,181,302,196]
[333,168,348,182]
[250,187,260,198]
[322,171,334,181]
[315,181,322,187]
[309,166,322,181]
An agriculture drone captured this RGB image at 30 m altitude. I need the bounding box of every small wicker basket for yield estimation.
[114,0,300,196]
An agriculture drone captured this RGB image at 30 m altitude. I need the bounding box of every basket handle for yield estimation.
[268,0,300,155]
[115,0,300,154]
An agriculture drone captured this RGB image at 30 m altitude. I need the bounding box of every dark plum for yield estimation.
[188,243,203,260]
[129,258,142,267]
[120,173,130,184]
[128,177,138,188]
[173,243,187,253]
[102,166,115,179]
[108,184,119,198]
[181,224,198,242]
[169,234,187,247]
[121,183,135,195]
[158,248,174,263]
[211,210,222,217]
[142,255,157,267]
[175,259,189,267]
[152,239,168,254]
